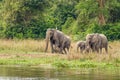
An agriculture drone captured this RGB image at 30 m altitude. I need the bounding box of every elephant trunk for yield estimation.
[85,41,91,53]
[45,35,49,52]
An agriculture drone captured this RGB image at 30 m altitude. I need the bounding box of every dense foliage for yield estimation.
[0,0,120,40]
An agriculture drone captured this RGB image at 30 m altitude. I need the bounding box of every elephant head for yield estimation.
[45,29,55,52]
[86,34,94,44]
[76,41,86,53]
[86,34,94,49]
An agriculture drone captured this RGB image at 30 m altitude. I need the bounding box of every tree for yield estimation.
[0,0,50,39]
[52,0,78,30]
[97,0,106,25]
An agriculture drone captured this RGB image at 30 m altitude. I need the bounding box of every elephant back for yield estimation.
[99,34,108,47]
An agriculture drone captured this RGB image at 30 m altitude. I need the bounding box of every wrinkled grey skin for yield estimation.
[55,35,71,54]
[86,33,108,53]
[76,41,86,53]
[45,29,56,53]
[85,33,95,52]
[99,34,108,53]
[45,29,71,54]
[62,35,71,54]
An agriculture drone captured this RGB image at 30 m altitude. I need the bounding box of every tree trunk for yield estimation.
[97,0,106,25]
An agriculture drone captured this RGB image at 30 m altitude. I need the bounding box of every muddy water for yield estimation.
[0,66,119,80]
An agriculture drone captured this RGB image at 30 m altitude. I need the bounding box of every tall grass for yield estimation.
[0,39,47,53]
[0,39,119,68]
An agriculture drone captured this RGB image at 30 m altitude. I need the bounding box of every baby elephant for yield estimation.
[76,41,86,53]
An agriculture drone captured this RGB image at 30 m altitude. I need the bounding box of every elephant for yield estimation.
[45,28,71,54]
[85,33,95,52]
[55,35,71,54]
[99,34,108,53]
[76,41,86,53]
[45,29,56,53]
[85,33,108,53]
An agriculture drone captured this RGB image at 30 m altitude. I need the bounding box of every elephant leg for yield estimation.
[80,49,83,53]
[85,46,90,53]
[54,46,60,53]
[57,47,62,54]
[59,47,63,54]
[96,48,99,53]
[66,46,70,54]
[93,45,98,53]
[54,40,61,53]
[63,48,67,54]
[95,47,99,53]
[100,47,102,54]
[91,44,95,53]
[60,47,63,54]
[50,42,54,53]
[105,47,108,54]
[59,42,65,54]
[92,45,95,52]
[54,44,58,53]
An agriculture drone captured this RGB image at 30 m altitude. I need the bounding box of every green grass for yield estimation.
[0,39,119,69]
[0,53,119,69]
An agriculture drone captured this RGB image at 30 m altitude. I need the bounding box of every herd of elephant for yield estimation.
[45,28,109,54]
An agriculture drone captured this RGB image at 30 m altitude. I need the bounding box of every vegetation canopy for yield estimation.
[0,0,120,40]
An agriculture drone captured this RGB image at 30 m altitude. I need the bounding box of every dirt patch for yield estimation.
[0,53,67,59]
[0,54,15,59]
[17,53,60,58]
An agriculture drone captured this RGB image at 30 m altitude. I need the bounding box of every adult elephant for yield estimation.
[86,33,108,53]
[45,29,71,54]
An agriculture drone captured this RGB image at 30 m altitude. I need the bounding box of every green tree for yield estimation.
[0,0,50,39]
[52,0,78,30]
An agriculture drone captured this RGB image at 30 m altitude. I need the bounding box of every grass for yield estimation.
[0,39,119,69]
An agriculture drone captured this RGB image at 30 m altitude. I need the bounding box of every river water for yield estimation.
[0,66,119,80]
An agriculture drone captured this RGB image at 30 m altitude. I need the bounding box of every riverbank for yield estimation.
[0,53,119,69]
[0,39,119,69]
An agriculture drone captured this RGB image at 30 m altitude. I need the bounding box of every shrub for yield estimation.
[4,19,55,39]
[90,24,120,40]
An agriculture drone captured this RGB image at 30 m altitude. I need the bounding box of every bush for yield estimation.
[73,23,120,41]
[86,23,120,40]
[0,26,5,38]
[4,19,55,39]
